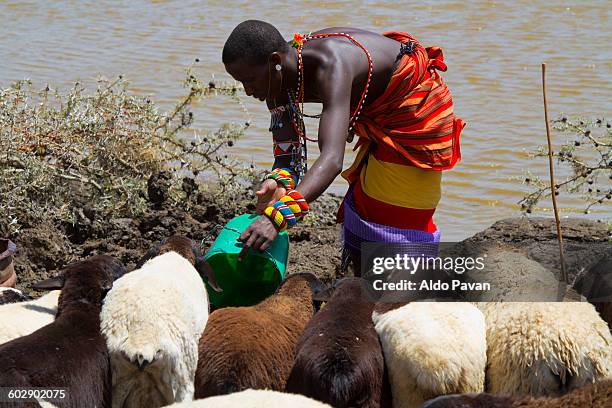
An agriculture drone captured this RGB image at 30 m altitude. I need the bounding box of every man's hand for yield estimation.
[255,179,286,214]
[237,216,279,260]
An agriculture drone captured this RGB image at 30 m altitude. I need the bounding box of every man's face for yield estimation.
[225,59,271,102]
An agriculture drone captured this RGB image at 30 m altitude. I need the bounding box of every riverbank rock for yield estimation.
[8,193,342,297]
[445,217,611,288]
[462,251,562,301]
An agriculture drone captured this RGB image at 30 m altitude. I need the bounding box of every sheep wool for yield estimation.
[420,378,612,408]
[194,273,323,398]
[476,302,612,397]
[0,290,60,345]
[372,302,487,408]
[166,389,333,407]
[286,278,390,408]
[101,251,209,408]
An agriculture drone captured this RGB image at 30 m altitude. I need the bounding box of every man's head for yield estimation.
[223,20,290,101]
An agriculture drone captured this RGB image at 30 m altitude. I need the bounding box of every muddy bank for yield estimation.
[9,208,610,298]
[10,190,343,296]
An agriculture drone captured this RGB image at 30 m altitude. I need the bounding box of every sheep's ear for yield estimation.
[311,277,353,304]
[332,277,353,289]
[195,257,223,293]
[312,286,334,302]
[288,272,328,295]
[190,241,204,259]
[311,284,332,312]
[135,242,163,269]
[32,275,65,290]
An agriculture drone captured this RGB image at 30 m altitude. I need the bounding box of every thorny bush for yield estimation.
[519,116,612,215]
[0,70,260,237]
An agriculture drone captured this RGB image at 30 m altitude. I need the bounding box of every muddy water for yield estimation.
[1,0,610,240]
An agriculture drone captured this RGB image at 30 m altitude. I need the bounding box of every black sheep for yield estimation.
[0,255,126,408]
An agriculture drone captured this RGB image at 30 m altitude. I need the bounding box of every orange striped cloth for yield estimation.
[346,31,464,180]
[339,31,464,237]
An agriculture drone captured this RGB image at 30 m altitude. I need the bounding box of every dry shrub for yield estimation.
[519,116,612,215]
[0,70,258,237]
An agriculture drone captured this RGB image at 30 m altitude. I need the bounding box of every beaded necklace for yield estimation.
[291,32,374,142]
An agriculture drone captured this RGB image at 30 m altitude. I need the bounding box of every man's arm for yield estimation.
[238,61,353,255]
[296,60,352,203]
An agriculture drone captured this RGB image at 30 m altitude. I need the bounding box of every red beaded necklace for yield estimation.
[290,32,374,142]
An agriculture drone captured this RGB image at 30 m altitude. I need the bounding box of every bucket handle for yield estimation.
[202,223,279,263]
[224,225,279,261]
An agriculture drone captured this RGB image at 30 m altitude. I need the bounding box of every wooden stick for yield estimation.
[542,63,568,284]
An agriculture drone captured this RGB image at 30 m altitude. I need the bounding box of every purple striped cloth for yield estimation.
[342,190,440,257]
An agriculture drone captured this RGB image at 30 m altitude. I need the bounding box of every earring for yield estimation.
[275,64,282,71]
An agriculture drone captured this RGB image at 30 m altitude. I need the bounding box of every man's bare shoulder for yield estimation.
[306,27,401,70]
[311,27,379,36]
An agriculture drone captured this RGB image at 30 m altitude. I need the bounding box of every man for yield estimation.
[223,20,464,275]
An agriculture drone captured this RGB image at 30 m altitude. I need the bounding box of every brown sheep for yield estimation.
[194,272,326,398]
[286,277,391,408]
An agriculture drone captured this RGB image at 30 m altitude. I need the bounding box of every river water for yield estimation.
[1,0,610,240]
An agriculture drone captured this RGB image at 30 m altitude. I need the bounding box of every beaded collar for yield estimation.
[290,32,374,142]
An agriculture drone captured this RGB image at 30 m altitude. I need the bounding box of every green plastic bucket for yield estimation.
[204,214,289,308]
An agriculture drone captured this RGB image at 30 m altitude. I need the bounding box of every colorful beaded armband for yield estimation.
[263,189,309,231]
[265,168,296,190]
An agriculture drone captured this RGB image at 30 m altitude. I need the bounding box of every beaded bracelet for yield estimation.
[263,189,309,231]
[280,190,309,219]
[265,168,296,190]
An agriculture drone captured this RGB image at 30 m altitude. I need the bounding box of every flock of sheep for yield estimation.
[0,234,610,408]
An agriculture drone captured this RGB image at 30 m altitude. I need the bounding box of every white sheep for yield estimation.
[101,236,215,408]
[476,301,612,397]
[166,389,333,407]
[0,290,60,345]
[372,301,487,408]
